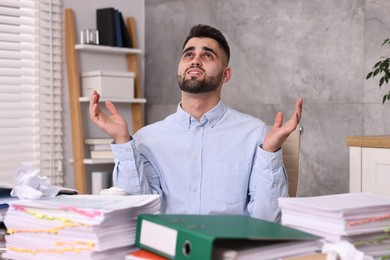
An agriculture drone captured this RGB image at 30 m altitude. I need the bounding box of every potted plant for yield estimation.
[366,38,390,103]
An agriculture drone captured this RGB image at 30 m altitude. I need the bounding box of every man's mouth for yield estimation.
[186,67,204,77]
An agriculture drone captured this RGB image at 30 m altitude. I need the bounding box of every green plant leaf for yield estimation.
[374,60,383,68]
[383,58,390,68]
[367,38,390,103]
[385,68,390,78]
[380,77,385,86]
[374,68,381,77]
[385,93,390,103]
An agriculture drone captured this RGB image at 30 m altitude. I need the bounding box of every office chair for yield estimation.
[281,125,303,197]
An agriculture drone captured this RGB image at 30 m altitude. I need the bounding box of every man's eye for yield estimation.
[204,53,213,59]
[184,53,192,58]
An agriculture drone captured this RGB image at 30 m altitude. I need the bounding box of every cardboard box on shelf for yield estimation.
[82,70,135,99]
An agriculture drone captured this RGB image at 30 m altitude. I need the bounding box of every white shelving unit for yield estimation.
[69,158,114,164]
[75,44,142,54]
[65,9,144,193]
[78,96,146,103]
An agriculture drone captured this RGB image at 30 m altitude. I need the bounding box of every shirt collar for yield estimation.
[176,100,227,129]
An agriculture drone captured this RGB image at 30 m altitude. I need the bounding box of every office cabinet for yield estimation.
[347,136,390,195]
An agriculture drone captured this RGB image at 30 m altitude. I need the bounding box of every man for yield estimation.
[89,24,303,222]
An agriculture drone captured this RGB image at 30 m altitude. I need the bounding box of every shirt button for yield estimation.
[194,156,198,160]
[126,148,131,152]
[132,172,137,177]
[192,188,198,192]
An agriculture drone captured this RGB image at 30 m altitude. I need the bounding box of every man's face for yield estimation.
[177,37,228,94]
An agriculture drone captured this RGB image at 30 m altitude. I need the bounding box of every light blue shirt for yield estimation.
[111,101,288,222]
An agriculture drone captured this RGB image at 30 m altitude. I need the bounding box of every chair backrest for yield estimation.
[269,125,302,197]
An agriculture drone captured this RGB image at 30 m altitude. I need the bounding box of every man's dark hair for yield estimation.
[182,24,230,63]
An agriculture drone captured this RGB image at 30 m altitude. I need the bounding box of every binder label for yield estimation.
[140,220,178,257]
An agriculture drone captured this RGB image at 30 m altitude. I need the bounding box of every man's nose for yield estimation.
[191,55,202,67]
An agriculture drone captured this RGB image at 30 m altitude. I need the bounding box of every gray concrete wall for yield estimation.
[143,0,390,196]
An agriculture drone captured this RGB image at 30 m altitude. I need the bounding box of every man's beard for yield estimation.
[178,71,223,94]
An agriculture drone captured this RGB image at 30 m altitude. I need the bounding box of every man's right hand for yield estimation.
[89,90,131,144]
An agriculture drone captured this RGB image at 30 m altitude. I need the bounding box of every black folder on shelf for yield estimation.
[119,11,133,48]
[96,7,116,47]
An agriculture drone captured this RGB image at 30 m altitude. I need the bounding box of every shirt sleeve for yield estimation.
[111,139,162,196]
[247,145,289,222]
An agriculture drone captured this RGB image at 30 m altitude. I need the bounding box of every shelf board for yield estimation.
[79,97,146,103]
[69,158,114,164]
[75,44,142,54]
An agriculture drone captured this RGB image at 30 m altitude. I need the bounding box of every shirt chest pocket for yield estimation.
[212,162,251,205]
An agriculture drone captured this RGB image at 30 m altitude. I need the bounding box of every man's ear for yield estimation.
[222,67,232,83]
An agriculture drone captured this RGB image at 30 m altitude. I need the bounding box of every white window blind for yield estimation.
[0,0,64,185]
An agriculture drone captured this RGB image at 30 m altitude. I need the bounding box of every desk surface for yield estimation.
[347,135,390,148]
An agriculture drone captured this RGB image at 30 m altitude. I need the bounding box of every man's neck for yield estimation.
[181,92,220,121]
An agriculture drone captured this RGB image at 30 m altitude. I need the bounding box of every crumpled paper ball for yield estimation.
[11,162,60,199]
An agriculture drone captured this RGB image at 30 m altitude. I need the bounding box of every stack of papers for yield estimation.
[279,192,390,258]
[2,194,160,260]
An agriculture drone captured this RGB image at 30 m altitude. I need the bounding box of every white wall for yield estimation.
[63,0,145,192]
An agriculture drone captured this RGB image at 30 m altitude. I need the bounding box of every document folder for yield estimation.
[135,214,319,260]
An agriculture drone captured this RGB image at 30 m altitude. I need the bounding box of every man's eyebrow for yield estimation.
[182,46,218,56]
[182,46,195,54]
[202,46,217,56]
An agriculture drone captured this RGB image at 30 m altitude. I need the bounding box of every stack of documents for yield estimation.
[2,194,160,260]
[135,214,323,260]
[279,192,390,258]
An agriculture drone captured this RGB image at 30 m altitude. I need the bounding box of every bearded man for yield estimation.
[89,24,302,222]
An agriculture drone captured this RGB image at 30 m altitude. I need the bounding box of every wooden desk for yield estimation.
[347,135,390,195]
